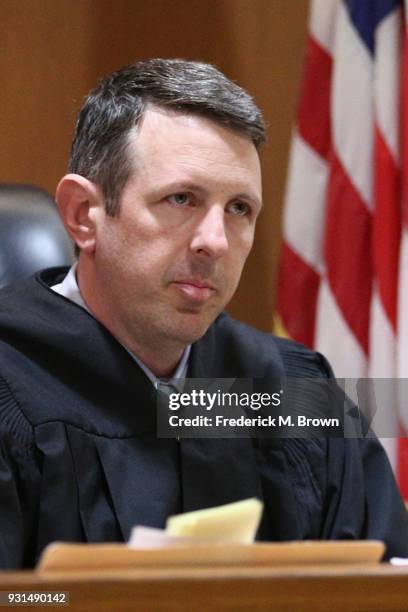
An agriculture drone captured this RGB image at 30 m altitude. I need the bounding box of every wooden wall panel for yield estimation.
[1,0,309,331]
[1,1,95,186]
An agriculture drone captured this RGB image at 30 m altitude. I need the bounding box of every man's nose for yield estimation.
[190,206,229,258]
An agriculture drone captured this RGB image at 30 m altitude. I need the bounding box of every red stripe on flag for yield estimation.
[402,27,408,228]
[277,242,320,347]
[297,35,332,160]
[373,127,401,331]
[324,152,372,354]
[398,432,408,499]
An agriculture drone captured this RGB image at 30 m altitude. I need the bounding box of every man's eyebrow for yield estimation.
[149,182,208,199]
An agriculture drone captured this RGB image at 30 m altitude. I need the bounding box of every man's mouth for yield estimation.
[171,280,216,302]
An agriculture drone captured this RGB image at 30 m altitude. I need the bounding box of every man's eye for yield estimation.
[227,201,250,216]
[167,193,190,206]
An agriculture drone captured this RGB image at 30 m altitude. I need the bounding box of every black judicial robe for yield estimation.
[0,268,407,569]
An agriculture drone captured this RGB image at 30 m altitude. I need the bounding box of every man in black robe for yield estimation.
[0,59,407,569]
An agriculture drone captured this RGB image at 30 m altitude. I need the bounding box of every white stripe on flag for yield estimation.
[332,1,374,209]
[368,287,396,378]
[315,279,367,377]
[283,132,327,274]
[374,9,402,161]
[310,0,339,53]
[398,232,408,380]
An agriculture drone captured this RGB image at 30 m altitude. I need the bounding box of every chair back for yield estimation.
[0,184,74,288]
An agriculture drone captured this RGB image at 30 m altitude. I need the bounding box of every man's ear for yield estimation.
[55,174,104,254]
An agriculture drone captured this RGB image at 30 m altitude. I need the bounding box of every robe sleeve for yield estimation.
[320,436,408,559]
[0,377,41,569]
[320,354,408,559]
[360,436,408,558]
[277,339,408,559]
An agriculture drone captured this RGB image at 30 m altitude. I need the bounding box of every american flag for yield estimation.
[277,0,408,495]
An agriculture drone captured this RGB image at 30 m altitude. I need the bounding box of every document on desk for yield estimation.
[129,497,263,548]
[391,557,408,565]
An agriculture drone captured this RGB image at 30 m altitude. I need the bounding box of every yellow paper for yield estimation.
[165,498,263,544]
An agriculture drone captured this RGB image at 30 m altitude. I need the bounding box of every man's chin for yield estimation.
[167,309,220,344]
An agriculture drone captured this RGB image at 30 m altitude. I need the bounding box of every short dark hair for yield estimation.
[69,58,266,216]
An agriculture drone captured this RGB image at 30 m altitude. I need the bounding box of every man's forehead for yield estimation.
[129,105,259,157]
[126,106,262,191]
